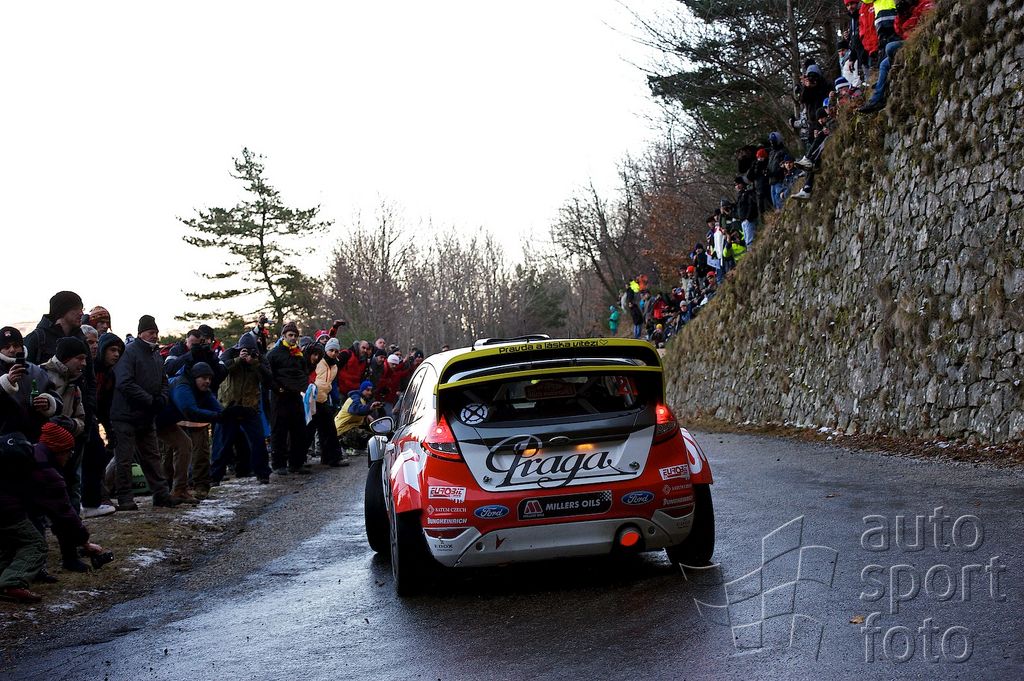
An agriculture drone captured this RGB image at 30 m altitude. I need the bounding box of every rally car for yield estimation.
[363,335,714,595]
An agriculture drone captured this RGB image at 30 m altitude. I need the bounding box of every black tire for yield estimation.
[364,460,390,554]
[390,509,432,596]
[666,483,715,566]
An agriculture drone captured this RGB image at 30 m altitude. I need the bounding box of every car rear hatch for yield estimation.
[438,362,662,492]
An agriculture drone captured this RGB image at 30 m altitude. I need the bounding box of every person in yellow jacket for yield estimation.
[861,0,898,53]
[334,380,381,455]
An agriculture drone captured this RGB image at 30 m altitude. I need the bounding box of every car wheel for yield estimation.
[364,460,390,554]
[390,509,431,596]
[666,483,715,566]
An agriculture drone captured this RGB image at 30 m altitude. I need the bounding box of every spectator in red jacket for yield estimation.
[858,0,935,114]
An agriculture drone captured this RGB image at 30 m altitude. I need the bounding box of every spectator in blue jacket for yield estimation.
[157,362,223,504]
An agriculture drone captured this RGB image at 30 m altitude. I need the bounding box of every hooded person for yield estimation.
[157,362,224,503]
[334,380,381,455]
[265,322,311,475]
[109,315,177,510]
[211,334,273,488]
[0,326,61,441]
[85,332,124,518]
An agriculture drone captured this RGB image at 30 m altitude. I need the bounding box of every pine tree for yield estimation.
[179,148,331,324]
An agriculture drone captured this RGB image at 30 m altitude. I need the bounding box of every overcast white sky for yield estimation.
[2,0,674,334]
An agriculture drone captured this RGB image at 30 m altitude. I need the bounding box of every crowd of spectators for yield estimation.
[1,291,428,604]
[615,0,935,346]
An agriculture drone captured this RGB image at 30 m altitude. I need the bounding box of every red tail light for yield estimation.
[654,403,679,443]
[423,415,463,461]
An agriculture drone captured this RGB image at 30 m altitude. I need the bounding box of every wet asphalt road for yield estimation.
[4,431,1023,681]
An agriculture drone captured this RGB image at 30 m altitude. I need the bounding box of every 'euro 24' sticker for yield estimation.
[460,403,489,425]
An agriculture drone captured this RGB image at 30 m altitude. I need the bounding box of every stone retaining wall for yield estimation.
[664,0,1024,443]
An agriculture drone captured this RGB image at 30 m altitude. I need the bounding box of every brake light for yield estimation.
[423,415,463,461]
[654,403,679,443]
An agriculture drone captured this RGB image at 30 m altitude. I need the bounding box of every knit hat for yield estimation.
[281,321,299,336]
[88,305,111,328]
[298,336,313,349]
[39,422,75,453]
[49,291,84,319]
[55,337,88,362]
[707,271,717,279]
[359,380,374,392]
[138,315,159,335]
[0,326,23,348]
[805,64,822,77]
[324,338,341,352]
[191,361,214,378]
[686,266,696,274]
[835,76,850,91]
[756,148,769,160]
[387,353,401,365]
[236,333,258,351]
[314,330,329,342]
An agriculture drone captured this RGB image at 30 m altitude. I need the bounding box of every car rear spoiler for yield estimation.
[437,338,662,386]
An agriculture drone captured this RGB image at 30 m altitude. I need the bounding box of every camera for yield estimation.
[80,548,115,569]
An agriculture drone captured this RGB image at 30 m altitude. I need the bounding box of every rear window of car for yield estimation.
[443,372,657,426]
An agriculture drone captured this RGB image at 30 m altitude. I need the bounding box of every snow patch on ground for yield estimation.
[176,477,274,528]
[127,548,167,568]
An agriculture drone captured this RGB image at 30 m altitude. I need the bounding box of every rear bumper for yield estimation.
[423,509,695,568]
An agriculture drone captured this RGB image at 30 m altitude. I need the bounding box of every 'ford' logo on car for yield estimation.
[621,491,654,505]
[474,505,510,519]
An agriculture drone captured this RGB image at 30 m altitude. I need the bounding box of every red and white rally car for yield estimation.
[363,335,714,595]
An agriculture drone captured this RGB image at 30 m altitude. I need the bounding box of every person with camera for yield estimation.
[110,316,178,511]
[164,325,223,385]
[0,327,60,442]
[211,333,274,488]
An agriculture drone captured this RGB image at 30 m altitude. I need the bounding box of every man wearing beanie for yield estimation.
[266,322,310,475]
[109,315,178,510]
[0,326,60,441]
[40,337,90,511]
[30,421,109,576]
[334,379,381,457]
[311,337,344,467]
[82,306,111,335]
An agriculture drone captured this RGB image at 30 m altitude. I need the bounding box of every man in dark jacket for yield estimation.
[212,334,273,489]
[0,326,61,441]
[766,132,791,210]
[266,322,310,475]
[24,291,96,422]
[110,316,177,510]
[735,176,759,246]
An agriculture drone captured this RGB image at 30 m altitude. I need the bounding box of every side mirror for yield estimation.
[370,416,394,435]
